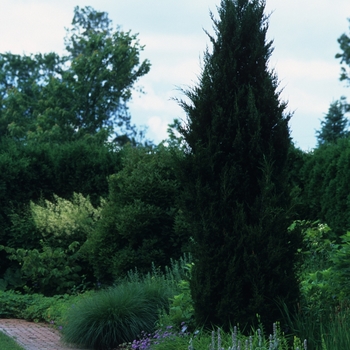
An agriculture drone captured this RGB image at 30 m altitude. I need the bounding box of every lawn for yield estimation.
[0,331,24,350]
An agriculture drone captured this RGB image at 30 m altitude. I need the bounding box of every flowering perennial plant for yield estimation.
[187,324,307,350]
[132,324,190,350]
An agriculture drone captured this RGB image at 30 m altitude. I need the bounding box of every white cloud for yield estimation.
[141,33,205,55]
[146,116,169,142]
[276,59,340,81]
[148,59,201,87]
[0,1,70,54]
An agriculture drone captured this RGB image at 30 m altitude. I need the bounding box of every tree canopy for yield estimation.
[336,18,350,85]
[316,98,349,146]
[0,6,151,143]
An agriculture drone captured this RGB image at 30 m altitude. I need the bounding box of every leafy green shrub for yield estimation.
[288,221,340,310]
[0,193,103,295]
[0,290,29,319]
[158,262,195,331]
[0,289,89,326]
[30,193,103,246]
[284,221,340,349]
[0,243,83,296]
[282,221,350,349]
[90,144,189,283]
[330,231,350,297]
[0,266,24,291]
[0,135,121,278]
[0,290,55,320]
[61,281,172,349]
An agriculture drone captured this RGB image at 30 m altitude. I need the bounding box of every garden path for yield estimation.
[0,318,89,350]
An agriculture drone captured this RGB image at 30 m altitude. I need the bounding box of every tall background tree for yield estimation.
[0,6,150,143]
[176,0,301,330]
[0,6,151,285]
[316,98,349,146]
[336,18,350,86]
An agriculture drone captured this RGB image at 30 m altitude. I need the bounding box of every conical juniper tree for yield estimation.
[176,0,301,330]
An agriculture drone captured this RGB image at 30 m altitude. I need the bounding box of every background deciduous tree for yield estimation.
[0,6,151,285]
[0,6,150,142]
[336,18,350,85]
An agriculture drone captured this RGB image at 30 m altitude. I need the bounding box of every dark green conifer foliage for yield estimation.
[316,99,349,146]
[300,138,350,237]
[177,0,301,330]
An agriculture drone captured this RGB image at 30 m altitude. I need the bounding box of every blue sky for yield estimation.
[1,0,350,149]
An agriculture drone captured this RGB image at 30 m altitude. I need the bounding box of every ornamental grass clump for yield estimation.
[61,281,171,349]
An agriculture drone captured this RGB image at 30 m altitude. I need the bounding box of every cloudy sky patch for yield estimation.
[1,0,350,149]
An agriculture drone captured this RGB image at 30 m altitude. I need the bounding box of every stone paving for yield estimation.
[0,318,88,350]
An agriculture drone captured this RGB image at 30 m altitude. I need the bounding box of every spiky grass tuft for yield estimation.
[61,281,170,349]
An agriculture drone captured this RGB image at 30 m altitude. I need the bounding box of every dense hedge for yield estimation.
[0,135,121,282]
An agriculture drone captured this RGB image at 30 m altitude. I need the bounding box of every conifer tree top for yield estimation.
[178,0,291,200]
[176,0,298,331]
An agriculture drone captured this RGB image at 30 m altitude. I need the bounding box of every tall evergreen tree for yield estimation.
[316,99,349,146]
[176,0,301,330]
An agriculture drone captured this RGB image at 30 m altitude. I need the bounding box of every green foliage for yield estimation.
[289,221,340,310]
[61,281,172,349]
[0,290,28,318]
[167,279,194,327]
[0,135,121,279]
[320,307,350,350]
[330,231,350,295]
[281,300,350,350]
[176,0,300,330]
[91,144,188,282]
[0,289,84,325]
[300,138,350,236]
[316,99,349,146]
[295,18,350,236]
[0,7,147,279]
[0,331,25,350]
[1,193,103,295]
[279,300,322,350]
[292,220,335,273]
[302,222,350,304]
[0,243,82,296]
[336,18,350,84]
[30,192,103,246]
[150,323,302,350]
[158,262,195,331]
[282,221,350,349]
[0,6,150,142]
